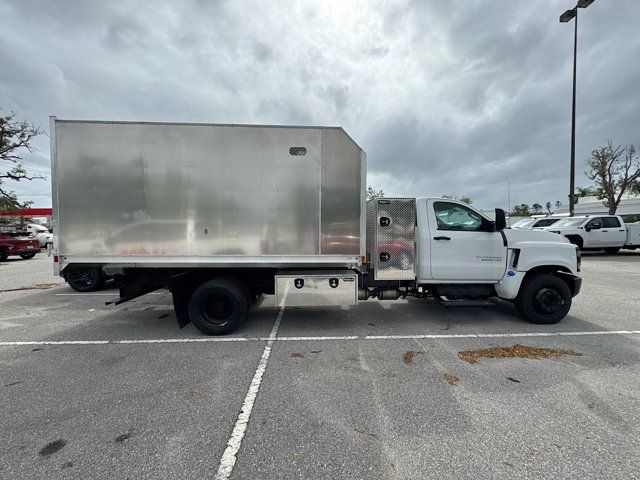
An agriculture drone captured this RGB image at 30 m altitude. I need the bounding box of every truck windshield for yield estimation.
[511,219,536,228]
[553,217,587,228]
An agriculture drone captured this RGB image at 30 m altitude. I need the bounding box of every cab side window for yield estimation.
[585,218,602,229]
[602,217,621,228]
[433,201,483,231]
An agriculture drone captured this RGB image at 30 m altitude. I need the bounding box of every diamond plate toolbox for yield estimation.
[366,198,416,280]
[275,270,358,307]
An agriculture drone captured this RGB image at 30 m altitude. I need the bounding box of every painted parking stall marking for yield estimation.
[1,330,640,347]
[214,307,284,480]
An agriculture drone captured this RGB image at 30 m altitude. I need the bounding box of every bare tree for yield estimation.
[585,141,640,215]
[0,111,45,210]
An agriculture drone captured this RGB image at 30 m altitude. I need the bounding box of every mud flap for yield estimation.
[170,272,192,328]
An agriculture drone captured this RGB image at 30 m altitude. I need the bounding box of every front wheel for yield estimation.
[66,268,105,292]
[188,279,248,335]
[20,252,37,259]
[514,274,572,324]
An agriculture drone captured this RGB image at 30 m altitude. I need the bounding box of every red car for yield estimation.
[0,233,40,261]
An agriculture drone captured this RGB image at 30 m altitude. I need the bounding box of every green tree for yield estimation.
[366,186,385,201]
[576,186,598,197]
[545,201,552,214]
[1,110,44,210]
[555,200,562,210]
[585,141,640,214]
[510,204,531,216]
[531,203,543,214]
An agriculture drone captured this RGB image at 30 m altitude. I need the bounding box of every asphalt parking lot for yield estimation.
[1,252,639,479]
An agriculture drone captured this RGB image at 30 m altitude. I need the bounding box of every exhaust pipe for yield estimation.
[377,289,400,300]
[358,288,370,300]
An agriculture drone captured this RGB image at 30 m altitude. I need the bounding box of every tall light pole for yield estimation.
[560,0,594,216]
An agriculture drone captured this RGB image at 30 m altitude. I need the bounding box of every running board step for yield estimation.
[438,299,496,307]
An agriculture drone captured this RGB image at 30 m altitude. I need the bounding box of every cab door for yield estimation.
[584,217,606,247]
[427,200,506,281]
[601,216,626,247]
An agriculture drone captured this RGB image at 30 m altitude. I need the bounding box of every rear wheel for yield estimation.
[514,274,572,324]
[603,247,620,254]
[0,250,7,262]
[20,252,37,259]
[188,279,248,335]
[66,268,105,292]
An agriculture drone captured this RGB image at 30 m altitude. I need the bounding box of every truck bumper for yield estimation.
[570,275,582,297]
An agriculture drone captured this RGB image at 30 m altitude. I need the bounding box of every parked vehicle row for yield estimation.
[0,233,41,261]
[545,215,640,253]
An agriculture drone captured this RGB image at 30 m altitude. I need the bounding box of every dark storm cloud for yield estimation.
[0,0,638,209]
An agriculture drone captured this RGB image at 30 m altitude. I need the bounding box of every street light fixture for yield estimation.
[559,0,595,216]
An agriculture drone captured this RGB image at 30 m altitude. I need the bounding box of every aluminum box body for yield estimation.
[366,198,416,280]
[275,270,358,306]
[51,119,366,269]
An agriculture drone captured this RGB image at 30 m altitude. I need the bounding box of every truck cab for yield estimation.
[365,197,581,326]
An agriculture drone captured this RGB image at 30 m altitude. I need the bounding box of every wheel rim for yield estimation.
[198,293,236,326]
[533,287,565,315]
[69,270,97,288]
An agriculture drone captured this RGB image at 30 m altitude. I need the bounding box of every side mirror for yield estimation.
[494,208,506,231]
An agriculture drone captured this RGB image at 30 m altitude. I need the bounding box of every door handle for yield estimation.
[619,230,625,232]
[433,236,451,241]
[602,230,608,232]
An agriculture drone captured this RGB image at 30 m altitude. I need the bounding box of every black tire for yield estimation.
[188,279,248,335]
[603,247,620,254]
[514,274,572,324]
[20,252,37,259]
[66,268,105,292]
[0,250,8,262]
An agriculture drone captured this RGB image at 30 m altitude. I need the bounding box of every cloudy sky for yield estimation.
[1,0,639,210]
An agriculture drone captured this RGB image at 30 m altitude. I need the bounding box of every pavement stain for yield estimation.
[158,314,170,319]
[291,352,304,358]
[402,350,424,365]
[458,344,583,364]
[0,283,59,293]
[354,428,378,438]
[507,377,521,383]
[3,381,23,387]
[62,461,74,469]
[115,431,133,443]
[39,439,66,457]
[442,373,460,386]
[185,388,202,397]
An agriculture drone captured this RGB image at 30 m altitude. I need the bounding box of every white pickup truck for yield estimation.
[545,215,640,253]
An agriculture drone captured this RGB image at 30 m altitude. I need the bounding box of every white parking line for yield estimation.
[215,307,284,480]
[1,330,639,347]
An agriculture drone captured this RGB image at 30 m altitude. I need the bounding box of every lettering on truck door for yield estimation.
[427,200,506,281]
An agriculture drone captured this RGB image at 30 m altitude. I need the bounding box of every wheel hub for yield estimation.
[533,287,564,315]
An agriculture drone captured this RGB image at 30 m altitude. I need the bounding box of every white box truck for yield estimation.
[50,118,581,334]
